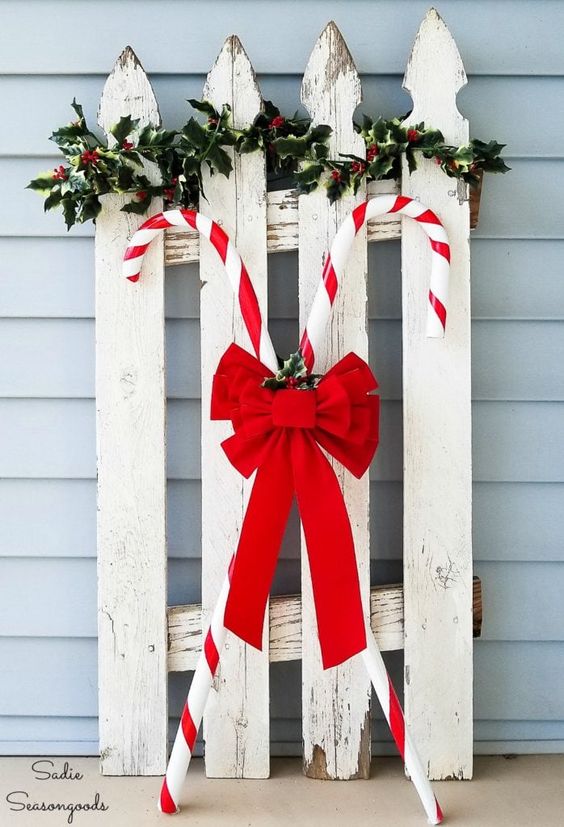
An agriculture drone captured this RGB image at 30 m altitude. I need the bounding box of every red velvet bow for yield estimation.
[211,343,380,669]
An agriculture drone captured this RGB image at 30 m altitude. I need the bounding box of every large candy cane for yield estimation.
[123,209,278,373]
[123,197,446,824]
[300,194,450,372]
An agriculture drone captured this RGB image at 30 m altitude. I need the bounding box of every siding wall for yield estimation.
[1,0,564,756]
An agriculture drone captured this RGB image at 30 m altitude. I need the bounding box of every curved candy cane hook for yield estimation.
[300,194,450,373]
[123,209,278,374]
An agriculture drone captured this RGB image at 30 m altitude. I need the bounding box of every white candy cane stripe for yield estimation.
[300,194,450,372]
[159,555,236,814]
[361,635,443,825]
[123,209,278,373]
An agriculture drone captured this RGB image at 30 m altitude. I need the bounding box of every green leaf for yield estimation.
[110,114,139,146]
[71,99,85,122]
[204,143,233,178]
[62,197,78,230]
[308,124,332,143]
[43,190,63,211]
[27,171,58,193]
[272,135,309,160]
[182,117,208,149]
[187,98,218,118]
[294,162,324,186]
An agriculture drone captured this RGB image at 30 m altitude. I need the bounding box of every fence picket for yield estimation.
[96,47,167,775]
[299,22,371,780]
[95,17,475,781]
[199,36,270,779]
[401,8,473,780]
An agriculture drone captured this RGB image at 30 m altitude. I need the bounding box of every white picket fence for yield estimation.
[95,9,473,782]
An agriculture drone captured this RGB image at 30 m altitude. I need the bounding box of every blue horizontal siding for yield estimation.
[0,1,562,76]
[1,0,562,757]
[2,557,563,642]
[2,239,564,321]
[2,318,564,400]
[3,75,564,158]
[1,398,564,482]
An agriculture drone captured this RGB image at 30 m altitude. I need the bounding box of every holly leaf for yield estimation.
[110,114,139,147]
[122,192,153,214]
[272,135,309,160]
[62,196,78,230]
[294,162,324,186]
[43,190,63,211]
[71,99,85,123]
[187,98,218,118]
[204,143,233,177]
[308,124,332,143]
[182,117,208,149]
[77,194,102,224]
[27,171,57,194]
[263,100,281,121]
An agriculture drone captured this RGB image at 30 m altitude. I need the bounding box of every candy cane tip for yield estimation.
[159,780,179,814]
[428,799,444,825]
[126,274,140,283]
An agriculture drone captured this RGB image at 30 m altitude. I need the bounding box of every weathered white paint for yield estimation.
[199,36,270,779]
[168,585,404,672]
[96,48,167,775]
[164,180,400,265]
[401,8,473,780]
[298,22,371,780]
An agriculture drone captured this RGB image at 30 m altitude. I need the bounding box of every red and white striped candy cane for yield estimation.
[361,638,443,825]
[300,194,450,372]
[123,209,278,373]
[123,199,445,823]
[124,210,275,813]
[159,555,235,814]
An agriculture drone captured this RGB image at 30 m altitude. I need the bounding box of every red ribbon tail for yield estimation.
[223,433,294,651]
[291,431,367,669]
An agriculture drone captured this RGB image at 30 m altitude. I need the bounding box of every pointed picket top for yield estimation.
[301,21,361,128]
[403,8,467,142]
[203,35,262,126]
[98,46,160,139]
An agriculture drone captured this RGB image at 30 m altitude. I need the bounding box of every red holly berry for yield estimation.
[366,144,379,162]
[170,177,178,185]
[52,165,67,181]
[136,190,148,200]
[80,149,100,165]
[269,115,285,129]
[350,161,366,174]
[122,139,134,151]
[163,188,175,201]
[407,129,419,143]
[434,156,443,165]
[330,169,342,182]
[286,376,299,388]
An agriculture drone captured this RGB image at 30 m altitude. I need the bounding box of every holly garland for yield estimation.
[28,98,509,229]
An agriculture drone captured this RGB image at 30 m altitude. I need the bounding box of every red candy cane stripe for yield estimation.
[361,637,443,825]
[300,194,450,372]
[159,557,235,814]
[123,209,278,374]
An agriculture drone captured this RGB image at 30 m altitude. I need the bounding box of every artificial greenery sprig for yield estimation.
[28,99,509,229]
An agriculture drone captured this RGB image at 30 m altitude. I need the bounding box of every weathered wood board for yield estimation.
[401,8,473,780]
[199,36,270,779]
[96,48,167,775]
[298,22,371,781]
[167,579,483,672]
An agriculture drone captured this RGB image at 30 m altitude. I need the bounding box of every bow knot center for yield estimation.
[271,389,317,429]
